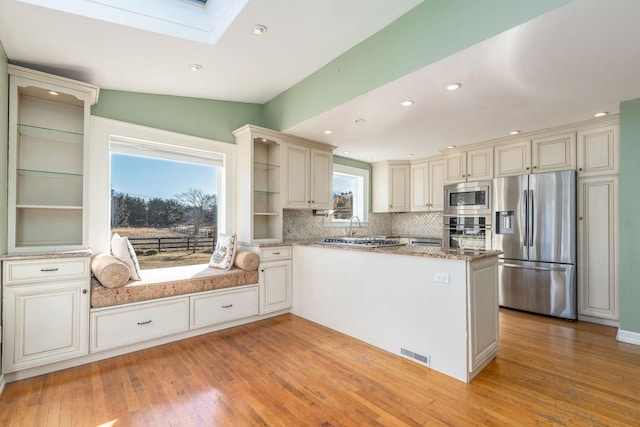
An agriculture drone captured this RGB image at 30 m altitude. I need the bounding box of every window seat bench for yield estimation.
[91,264,259,308]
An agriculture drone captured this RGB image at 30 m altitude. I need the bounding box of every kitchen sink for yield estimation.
[315,236,405,248]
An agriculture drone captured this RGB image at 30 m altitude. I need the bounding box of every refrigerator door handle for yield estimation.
[499,262,566,272]
[523,190,529,247]
[529,189,535,247]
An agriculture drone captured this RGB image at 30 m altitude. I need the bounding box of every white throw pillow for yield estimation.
[111,233,142,280]
[209,233,237,270]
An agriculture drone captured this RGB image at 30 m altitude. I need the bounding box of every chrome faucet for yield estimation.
[348,215,361,237]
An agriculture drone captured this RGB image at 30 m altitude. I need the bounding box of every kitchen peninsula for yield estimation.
[292,243,501,383]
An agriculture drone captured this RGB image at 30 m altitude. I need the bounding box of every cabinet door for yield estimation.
[389,164,410,212]
[443,152,466,184]
[283,143,310,209]
[466,147,493,181]
[467,257,499,373]
[494,140,531,177]
[310,148,333,209]
[428,159,445,211]
[577,124,619,176]
[532,132,576,173]
[410,161,429,212]
[260,260,293,314]
[3,279,89,372]
[578,176,619,320]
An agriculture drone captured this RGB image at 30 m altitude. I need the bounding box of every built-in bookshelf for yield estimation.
[7,66,99,253]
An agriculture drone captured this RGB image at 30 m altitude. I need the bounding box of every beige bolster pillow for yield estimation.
[91,253,130,288]
[233,250,259,271]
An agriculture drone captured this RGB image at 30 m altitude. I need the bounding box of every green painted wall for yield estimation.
[91,90,265,144]
[0,41,8,256]
[333,155,370,171]
[619,99,640,333]
[263,0,571,131]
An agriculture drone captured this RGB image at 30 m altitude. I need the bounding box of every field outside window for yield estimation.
[110,151,221,269]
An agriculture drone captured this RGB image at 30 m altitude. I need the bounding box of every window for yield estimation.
[325,164,369,226]
[110,138,222,269]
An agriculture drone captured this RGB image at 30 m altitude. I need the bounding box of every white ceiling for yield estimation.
[2,0,640,163]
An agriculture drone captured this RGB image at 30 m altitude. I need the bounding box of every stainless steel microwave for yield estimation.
[444,181,492,215]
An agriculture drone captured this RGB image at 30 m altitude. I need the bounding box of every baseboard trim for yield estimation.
[616,329,640,346]
[0,374,6,396]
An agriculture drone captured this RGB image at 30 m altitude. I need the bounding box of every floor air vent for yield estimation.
[401,348,431,367]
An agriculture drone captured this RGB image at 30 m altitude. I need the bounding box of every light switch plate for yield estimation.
[434,272,450,283]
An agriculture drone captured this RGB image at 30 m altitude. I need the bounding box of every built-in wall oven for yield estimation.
[443,181,492,250]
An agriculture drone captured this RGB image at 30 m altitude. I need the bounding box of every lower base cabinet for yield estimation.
[190,286,259,329]
[91,285,260,353]
[90,298,190,353]
[240,245,293,314]
[467,257,499,372]
[2,256,90,373]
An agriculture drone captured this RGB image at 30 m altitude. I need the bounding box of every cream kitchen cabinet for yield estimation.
[2,256,91,373]
[282,142,334,210]
[577,175,619,323]
[234,125,283,243]
[495,133,576,177]
[467,256,499,373]
[239,245,293,314]
[577,122,620,176]
[443,147,493,184]
[7,66,99,253]
[411,158,444,211]
[372,161,411,212]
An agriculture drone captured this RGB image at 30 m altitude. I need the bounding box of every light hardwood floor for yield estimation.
[1,309,639,426]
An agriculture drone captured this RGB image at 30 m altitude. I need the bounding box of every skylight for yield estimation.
[18,0,247,45]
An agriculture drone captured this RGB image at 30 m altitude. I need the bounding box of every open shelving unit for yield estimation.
[7,66,99,253]
[233,125,284,244]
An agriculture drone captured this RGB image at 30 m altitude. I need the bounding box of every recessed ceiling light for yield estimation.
[406,154,414,158]
[510,130,521,135]
[189,64,202,72]
[48,90,59,96]
[447,145,456,149]
[446,83,462,91]
[252,24,267,35]
[400,100,414,107]
[353,118,365,124]
[366,156,373,160]
[343,151,351,155]
[594,111,608,118]
[324,130,333,134]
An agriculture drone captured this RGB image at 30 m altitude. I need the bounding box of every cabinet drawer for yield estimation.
[191,285,259,329]
[3,257,89,285]
[260,246,292,261]
[90,298,189,352]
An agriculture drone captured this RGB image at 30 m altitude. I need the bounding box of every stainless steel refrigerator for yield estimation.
[493,170,577,320]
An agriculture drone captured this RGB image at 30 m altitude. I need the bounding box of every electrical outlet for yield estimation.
[434,272,450,283]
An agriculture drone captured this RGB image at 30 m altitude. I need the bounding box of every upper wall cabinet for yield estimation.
[531,132,576,173]
[411,158,444,212]
[494,132,576,177]
[372,161,410,213]
[282,142,334,210]
[7,66,99,253]
[577,122,620,176]
[443,147,493,184]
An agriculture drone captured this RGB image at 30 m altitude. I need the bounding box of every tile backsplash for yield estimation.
[283,209,442,241]
[391,211,443,237]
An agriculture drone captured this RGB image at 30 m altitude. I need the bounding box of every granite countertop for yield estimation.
[238,241,296,248]
[296,241,501,261]
[1,250,93,261]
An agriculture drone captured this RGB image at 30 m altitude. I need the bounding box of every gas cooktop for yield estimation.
[315,237,405,248]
